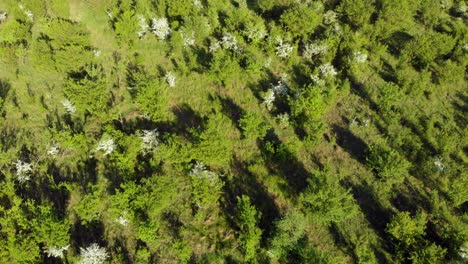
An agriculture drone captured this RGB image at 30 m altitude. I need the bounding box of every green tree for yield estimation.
[280,4,321,39]
[235,195,262,262]
[300,170,359,225]
[386,211,427,247]
[239,112,270,140]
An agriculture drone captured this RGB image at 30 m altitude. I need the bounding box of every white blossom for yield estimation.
[263,89,276,111]
[245,25,267,41]
[354,51,368,63]
[462,43,468,52]
[460,242,468,260]
[319,63,337,78]
[264,57,272,68]
[165,71,176,87]
[105,10,113,19]
[272,81,288,96]
[456,2,467,13]
[45,245,70,259]
[209,40,221,53]
[221,33,240,52]
[190,161,216,180]
[137,15,148,37]
[80,244,109,264]
[47,143,60,157]
[93,49,101,57]
[0,11,7,23]
[139,129,159,151]
[95,138,115,156]
[277,113,290,128]
[193,0,203,8]
[323,10,337,25]
[181,31,195,48]
[18,5,33,22]
[116,215,130,226]
[62,99,77,114]
[433,157,446,172]
[310,74,325,86]
[151,17,171,40]
[303,42,328,59]
[15,159,32,183]
[275,38,293,59]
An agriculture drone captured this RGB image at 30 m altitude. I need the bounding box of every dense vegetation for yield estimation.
[0,0,467,263]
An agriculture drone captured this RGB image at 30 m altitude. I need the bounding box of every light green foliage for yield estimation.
[239,112,270,140]
[300,170,359,225]
[338,0,375,28]
[386,211,427,247]
[366,144,410,183]
[269,209,308,259]
[235,195,262,261]
[114,10,139,44]
[64,64,109,115]
[410,243,446,264]
[280,4,321,39]
[38,18,93,73]
[132,72,169,122]
[0,0,465,262]
[192,113,233,167]
[0,19,30,44]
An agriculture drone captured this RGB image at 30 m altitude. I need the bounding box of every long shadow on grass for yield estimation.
[260,129,311,195]
[218,95,245,130]
[331,124,369,163]
[222,157,280,241]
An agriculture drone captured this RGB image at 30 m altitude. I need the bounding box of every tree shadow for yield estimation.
[217,95,245,130]
[331,124,369,163]
[341,179,392,238]
[260,129,311,194]
[0,79,11,100]
[171,103,207,142]
[221,157,280,241]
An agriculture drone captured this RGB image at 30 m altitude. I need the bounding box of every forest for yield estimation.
[0,0,467,263]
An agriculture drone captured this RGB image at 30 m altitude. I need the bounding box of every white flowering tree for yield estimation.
[151,17,171,40]
[354,51,368,63]
[95,138,116,156]
[319,63,338,78]
[221,33,241,52]
[15,159,32,183]
[181,30,195,48]
[139,129,159,152]
[47,143,60,157]
[137,14,148,37]
[79,244,109,264]
[275,38,293,59]
[44,245,70,259]
[263,89,276,111]
[0,11,7,23]
[165,71,176,87]
[190,161,223,211]
[62,99,77,114]
[303,42,328,59]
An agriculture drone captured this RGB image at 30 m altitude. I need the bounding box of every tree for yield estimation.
[280,4,321,39]
[235,195,262,262]
[239,112,270,140]
[269,209,308,259]
[386,211,427,247]
[366,144,410,184]
[300,170,359,225]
